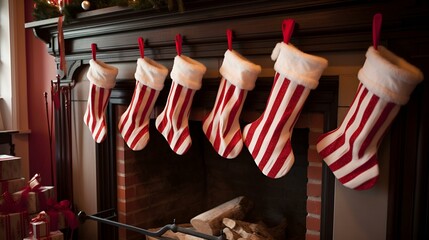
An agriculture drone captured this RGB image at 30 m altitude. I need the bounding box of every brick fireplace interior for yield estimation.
[116,110,326,240]
[113,75,337,240]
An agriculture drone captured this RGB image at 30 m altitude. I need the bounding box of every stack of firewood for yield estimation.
[146,196,287,240]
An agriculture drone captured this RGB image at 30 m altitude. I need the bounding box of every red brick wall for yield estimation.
[296,113,324,240]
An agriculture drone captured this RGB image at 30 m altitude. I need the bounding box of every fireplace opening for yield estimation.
[111,76,337,240]
[117,117,311,240]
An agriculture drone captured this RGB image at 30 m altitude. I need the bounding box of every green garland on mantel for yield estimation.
[33,0,184,21]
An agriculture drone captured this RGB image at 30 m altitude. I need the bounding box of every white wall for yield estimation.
[71,66,98,239]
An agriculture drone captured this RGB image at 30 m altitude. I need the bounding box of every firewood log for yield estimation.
[183,234,205,240]
[248,235,264,240]
[222,218,253,238]
[236,235,264,240]
[223,227,242,240]
[146,230,179,240]
[222,218,274,240]
[190,196,253,235]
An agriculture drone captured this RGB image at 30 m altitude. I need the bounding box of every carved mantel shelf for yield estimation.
[26,0,428,82]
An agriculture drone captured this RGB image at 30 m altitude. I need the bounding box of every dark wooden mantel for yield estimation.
[26,1,429,240]
[27,0,429,75]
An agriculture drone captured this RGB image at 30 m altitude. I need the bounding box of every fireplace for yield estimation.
[113,75,338,240]
[25,0,428,239]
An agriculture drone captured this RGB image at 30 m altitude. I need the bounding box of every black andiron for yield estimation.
[78,209,225,240]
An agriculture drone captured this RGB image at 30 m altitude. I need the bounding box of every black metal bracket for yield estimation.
[78,209,225,240]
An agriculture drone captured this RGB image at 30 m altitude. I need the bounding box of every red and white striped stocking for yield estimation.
[317,46,423,190]
[243,42,328,178]
[84,59,118,143]
[202,50,261,158]
[155,55,206,155]
[118,57,168,151]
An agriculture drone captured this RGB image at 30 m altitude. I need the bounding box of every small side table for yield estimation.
[0,130,18,155]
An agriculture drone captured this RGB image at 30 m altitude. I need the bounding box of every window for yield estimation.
[0,0,28,131]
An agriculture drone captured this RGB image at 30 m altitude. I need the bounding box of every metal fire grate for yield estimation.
[78,209,225,240]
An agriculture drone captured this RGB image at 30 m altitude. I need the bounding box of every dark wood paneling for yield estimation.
[386,50,429,240]
[96,102,118,240]
[54,87,74,202]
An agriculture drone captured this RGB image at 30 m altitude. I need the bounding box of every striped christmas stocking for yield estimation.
[317,46,423,190]
[155,55,206,155]
[202,50,261,159]
[84,59,118,143]
[118,57,168,151]
[243,42,328,178]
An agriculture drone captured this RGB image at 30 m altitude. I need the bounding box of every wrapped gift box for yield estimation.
[0,155,21,181]
[31,221,50,239]
[30,211,50,239]
[23,230,63,240]
[0,177,25,194]
[31,211,66,231]
[12,186,54,214]
[0,211,28,240]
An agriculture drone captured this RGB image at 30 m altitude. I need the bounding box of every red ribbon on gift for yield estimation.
[58,16,66,77]
[30,211,49,223]
[0,191,26,214]
[29,211,50,238]
[19,174,48,213]
[46,198,79,231]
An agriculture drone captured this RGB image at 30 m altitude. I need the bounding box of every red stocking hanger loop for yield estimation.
[282,19,295,44]
[175,34,182,56]
[91,43,97,61]
[138,37,145,58]
[372,13,382,50]
[227,29,233,51]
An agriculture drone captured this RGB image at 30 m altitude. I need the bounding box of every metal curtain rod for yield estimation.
[78,210,225,240]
